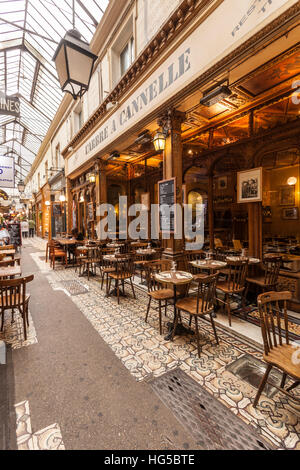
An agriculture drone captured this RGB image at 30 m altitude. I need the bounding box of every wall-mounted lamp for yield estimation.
[153,131,167,151]
[287,176,297,186]
[45,200,51,206]
[88,171,96,183]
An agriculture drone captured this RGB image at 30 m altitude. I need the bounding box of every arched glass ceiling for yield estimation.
[0,0,108,185]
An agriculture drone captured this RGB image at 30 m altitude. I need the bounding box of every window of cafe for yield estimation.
[261,147,300,251]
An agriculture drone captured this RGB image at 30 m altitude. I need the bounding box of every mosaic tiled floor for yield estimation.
[26,240,300,450]
[15,400,64,450]
[246,309,300,340]
[0,310,37,350]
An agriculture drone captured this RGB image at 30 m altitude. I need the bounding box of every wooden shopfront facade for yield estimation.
[62,0,300,307]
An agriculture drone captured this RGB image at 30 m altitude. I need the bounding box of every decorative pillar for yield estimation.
[66,176,73,233]
[95,160,107,239]
[159,109,185,262]
[208,172,214,250]
[248,202,262,259]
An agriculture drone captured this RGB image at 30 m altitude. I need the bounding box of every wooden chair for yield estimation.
[0,274,34,340]
[253,291,300,407]
[98,252,116,294]
[145,260,173,335]
[48,240,67,269]
[171,273,219,357]
[0,245,14,250]
[216,259,248,326]
[107,256,136,304]
[79,246,100,280]
[246,255,281,298]
[214,238,225,251]
[232,239,243,251]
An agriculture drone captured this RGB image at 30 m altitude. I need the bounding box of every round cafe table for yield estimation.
[155,270,194,341]
[190,259,227,273]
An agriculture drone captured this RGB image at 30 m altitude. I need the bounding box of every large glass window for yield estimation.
[120,37,134,76]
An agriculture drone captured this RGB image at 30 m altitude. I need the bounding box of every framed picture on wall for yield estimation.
[237,167,262,203]
[87,202,94,221]
[279,185,295,206]
[218,176,227,190]
[282,207,298,220]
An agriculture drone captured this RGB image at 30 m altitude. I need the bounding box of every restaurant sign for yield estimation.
[0,92,20,117]
[66,0,297,176]
[0,155,15,189]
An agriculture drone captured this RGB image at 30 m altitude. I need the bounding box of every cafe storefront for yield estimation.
[63,0,300,307]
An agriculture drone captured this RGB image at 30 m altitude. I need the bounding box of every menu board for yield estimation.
[7,222,22,247]
[158,177,176,232]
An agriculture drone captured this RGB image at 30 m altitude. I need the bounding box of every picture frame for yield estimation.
[279,185,295,206]
[237,167,263,203]
[218,176,227,190]
[282,207,299,220]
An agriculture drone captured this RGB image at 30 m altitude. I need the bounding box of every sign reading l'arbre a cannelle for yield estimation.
[0,92,20,117]
[66,0,297,176]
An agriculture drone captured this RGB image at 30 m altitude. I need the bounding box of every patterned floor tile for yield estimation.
[14,400,65,450]
[27,242,300,450]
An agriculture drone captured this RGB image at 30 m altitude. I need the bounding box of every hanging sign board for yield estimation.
[0,92,20,117]
[158,177,176,233]
[0,156,15,188]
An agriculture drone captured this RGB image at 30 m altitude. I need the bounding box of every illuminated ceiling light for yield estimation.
[200,85,232,107]
[287,176,297,186]
[59,194,66,202]
[52,1,97,100]
[153,132,166,151]
[45,200,51,206]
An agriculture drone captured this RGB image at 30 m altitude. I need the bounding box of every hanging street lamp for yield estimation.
[17,179,25,193]
[52,1,98,100]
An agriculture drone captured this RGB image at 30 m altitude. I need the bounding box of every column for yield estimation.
[248,202,262,259]
[160,109,185,262]
[95,161,107,240]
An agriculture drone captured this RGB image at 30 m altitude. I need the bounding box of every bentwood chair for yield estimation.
[171,273,219,357]
[79,246,101,280]
[0,274,34,340]
[253,291,300,407]
[216,259,248,326]
[107,256,136,304]
[246,255,281,295]
[98,252,116,294]
[48,240,67,269]
[145,260,173,335]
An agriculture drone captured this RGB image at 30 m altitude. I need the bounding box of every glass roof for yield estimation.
[0,0,108,186]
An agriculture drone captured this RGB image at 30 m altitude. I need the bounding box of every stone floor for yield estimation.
[1,237,300,450]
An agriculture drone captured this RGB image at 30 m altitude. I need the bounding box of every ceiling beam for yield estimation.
[75,0,98,26]
[0,17,59,44]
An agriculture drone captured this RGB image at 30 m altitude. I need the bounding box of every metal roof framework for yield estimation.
[0,0,108,185]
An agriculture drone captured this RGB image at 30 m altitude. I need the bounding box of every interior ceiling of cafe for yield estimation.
[106,27,300,180]
[0,0,108,183]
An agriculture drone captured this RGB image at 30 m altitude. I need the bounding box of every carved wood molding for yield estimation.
[62,0,300,158]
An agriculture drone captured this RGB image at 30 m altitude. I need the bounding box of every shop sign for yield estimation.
[0,156,15,188]
[0,92,20,117]
[66,0,297,176]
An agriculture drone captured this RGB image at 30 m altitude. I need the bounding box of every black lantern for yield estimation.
[17,179,25,193]
[53,29,97,100]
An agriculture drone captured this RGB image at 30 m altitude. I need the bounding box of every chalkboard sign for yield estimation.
[7,222,22,248]
[158,177,176,232]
